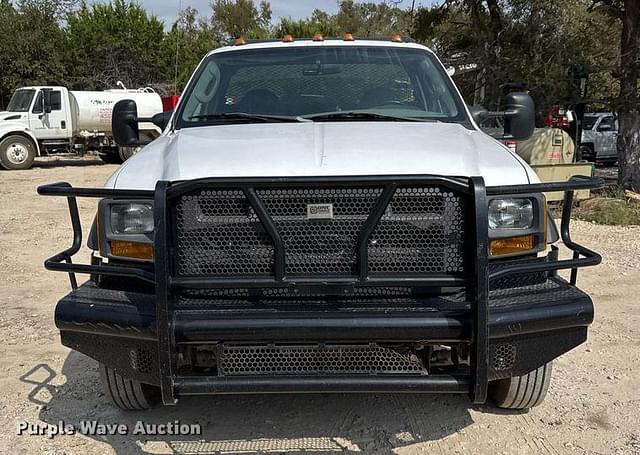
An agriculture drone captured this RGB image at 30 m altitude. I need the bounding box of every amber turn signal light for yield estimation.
[391,34,403,42]
[489,235,535,256]
[282,34,294,42]
[313,33,324,41]
[110,240,153,260]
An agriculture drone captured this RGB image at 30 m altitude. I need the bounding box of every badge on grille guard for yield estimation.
[306,203,334,220]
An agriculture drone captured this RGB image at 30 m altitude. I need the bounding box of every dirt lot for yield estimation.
[0,157,639,455]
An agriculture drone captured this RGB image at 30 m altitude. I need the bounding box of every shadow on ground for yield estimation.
[22,351,480,455]
[32,157,108,168]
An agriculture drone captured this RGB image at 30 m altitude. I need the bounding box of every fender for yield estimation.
[0,122,41,156]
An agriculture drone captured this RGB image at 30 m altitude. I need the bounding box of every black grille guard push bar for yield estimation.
[38,174,603,405]
[37,175,603,290]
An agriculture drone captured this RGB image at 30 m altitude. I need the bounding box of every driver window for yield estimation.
[182,61,221,121]
[32,92,43,114]
[598,117,615,131]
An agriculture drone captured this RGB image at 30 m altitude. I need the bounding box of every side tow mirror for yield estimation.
[113,99,141,146]
[503,92,535,141]
[469,105,489,125]
[151,110,173,131]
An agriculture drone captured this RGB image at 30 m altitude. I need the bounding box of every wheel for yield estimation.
[489,362,552,410]
[98,152,123,164]
[0,135,36,170]
[99,364,160,410]
[578,144,594,162]
[118,146,139,162]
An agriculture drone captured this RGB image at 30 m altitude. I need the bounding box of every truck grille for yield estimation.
[174,184,466,278]
[218,344,427,376]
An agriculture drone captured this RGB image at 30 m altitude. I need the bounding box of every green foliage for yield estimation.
[575,196,640,226]
[0,0,627,114]
[163,7,218,93]
[211,0,272,41]
[276,10,340,38]
[0,0,69,108]
[411,0,620,114]
[65,0,165,90]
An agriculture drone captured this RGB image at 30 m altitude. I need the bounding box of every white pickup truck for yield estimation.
[39,37,602,411]
[0,86,162,169]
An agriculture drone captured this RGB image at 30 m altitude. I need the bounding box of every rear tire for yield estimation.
[99,364,160,410]
[0,135,36,170]
[489,362,552,410]
[99,152,123,165]
[118,146,139,162]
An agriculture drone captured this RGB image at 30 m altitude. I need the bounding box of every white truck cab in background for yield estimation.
[579,112,618,164]
[0,85,162,170]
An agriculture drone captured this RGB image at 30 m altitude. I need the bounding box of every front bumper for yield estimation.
[39,175,603,404]
[57,276,592,395]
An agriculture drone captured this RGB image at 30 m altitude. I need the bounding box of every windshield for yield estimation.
[177,46,468,128]
[582,115,598,130]
[7,89,35,112]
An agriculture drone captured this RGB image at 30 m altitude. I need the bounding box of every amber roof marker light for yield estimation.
[390,34,403,42]
[282,34,294,42]
[343,32,354,41]
[234,36,246,45]
[312,33,324,41]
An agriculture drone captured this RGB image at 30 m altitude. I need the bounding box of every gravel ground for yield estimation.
[0,156,639,455]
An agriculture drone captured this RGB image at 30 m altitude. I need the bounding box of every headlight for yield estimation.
[110,203,154,234]
[488,198,534,230]
[488,195,547,257]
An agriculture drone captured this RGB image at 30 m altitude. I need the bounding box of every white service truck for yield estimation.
[39,37,602,411]
[0,85,163,169]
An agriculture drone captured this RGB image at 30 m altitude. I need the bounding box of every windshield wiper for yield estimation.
[190,112,310,123]
[304,111,434,122]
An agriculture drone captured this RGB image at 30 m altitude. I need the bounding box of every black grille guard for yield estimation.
[38,174,604,405]
[37,175,603,289]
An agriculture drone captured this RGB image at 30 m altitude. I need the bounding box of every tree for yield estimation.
[65,0,165,90]
[276,9,340,37]
[0,0,68,108]
[210,0,272,42]
[335,0,411,37]
[412,0,619,114]
[590,0,640,190]
[164,7,218,93]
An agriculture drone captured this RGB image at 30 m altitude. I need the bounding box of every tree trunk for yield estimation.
[617,0,640,190]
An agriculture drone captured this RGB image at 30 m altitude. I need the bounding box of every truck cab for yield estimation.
[1,86,72,139]
[39,37,602,412]
[580,112,618,164]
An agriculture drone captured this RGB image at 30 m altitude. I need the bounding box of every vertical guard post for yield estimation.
[154,180,177,405]
[469,177,489,403]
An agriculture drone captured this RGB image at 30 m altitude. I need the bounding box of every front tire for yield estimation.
[0,135,36,170]
[489,362,552,410]
[99,364,160,410]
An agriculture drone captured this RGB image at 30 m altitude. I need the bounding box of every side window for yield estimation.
[31,90,62,114]
[50,91,62,110]
[598,116,615,131]
[32,92,43,114]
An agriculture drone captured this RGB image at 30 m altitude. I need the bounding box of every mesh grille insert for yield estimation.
[176,189,274,276]
[173,184,467,278]
[219,344,427,376]
[369,187,465,274]
[257,187,383,275]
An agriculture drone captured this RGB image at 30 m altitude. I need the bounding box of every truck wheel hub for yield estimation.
[7,143,28,164]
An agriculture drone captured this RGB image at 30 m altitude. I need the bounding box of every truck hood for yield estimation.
[0,111,26,122]
[107,122,536,190]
